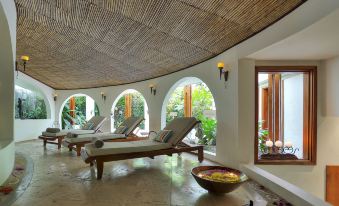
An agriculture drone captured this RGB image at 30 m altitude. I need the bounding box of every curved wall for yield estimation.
[0,0,16,185]
[14,72,56,142]
[51,0,339,200]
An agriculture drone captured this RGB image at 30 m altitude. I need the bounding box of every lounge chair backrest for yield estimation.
[164,117,200,146]
[119,117,144,135]
[87,116,107,132]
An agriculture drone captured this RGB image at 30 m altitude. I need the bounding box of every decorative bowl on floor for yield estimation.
[191,166,248,194]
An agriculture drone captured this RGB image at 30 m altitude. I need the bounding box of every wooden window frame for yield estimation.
[255,66,317,165]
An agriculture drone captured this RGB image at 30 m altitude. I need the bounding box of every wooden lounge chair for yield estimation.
[38,116,106,149]
[63,117,145,156]
[81,117,204,180]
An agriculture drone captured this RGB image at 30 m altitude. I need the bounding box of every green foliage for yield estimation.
[113,96,126,128]
[131,93,145,129]
[15,86,47,119]
[166,86,184,123]
[75,96,86,115]
[166,82,217,146]
[113,92,146,129]
[258,121,269,152]
[197,116,217,145]
[192,83,217,146]
[61,96,100,129]
[192,83,214,118]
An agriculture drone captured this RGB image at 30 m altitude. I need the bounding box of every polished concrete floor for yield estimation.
[12,140,268,206]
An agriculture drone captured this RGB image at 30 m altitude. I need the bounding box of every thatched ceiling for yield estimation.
[16,0,305,89]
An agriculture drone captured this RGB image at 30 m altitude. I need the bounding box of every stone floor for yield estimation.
[12,140,270,206]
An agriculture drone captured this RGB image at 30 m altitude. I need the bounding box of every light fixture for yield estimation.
[149,84,156,95]
[16,55,30,72]
[101,92,106,101]
[53,93,58,101]
[217,62,229,82]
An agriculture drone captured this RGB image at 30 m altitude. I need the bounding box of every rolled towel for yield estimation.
[92,137,104,148]
[66,132,78,138]
[46,128,60,133]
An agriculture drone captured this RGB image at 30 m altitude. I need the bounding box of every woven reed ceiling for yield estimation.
[16,0,305,89]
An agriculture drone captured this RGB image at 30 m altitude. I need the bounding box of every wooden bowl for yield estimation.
[191,166,248,194]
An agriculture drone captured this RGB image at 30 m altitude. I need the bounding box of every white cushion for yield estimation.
[42,129,95,137]
[64,132,126,143]
[85,140,172,156]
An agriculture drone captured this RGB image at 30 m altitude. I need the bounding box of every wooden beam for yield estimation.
[261,88,269,130]
[125,94,132,118]
[69,96,75,125]
[274,74,281,141]
[184,85,192,117]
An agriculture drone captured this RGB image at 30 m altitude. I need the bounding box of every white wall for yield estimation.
[4,0,334,203]
[0,0,16,185]
[55,49,239,163]
[85,96,95,121]
[51,0,339,189]
[14,72,55,142]
[237,59,339,200]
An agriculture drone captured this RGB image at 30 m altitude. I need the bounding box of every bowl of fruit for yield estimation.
[191,166,248,194]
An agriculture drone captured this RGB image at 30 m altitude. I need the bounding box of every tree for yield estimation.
[113,96,126,128]
[192,83,217,146]
[166,86,184,123]
[131,93,145,129]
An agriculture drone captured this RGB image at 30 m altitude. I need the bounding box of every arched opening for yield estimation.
[162,77,217,154]
[59,94,100,129]
[111,89,149,135]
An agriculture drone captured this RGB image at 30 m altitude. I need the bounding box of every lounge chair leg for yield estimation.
[198,147,204,163]
[96,161,104,180]
[57,137,62,149]
[76,146,81,156]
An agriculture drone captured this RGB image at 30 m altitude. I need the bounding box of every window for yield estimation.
[255,66,317,164]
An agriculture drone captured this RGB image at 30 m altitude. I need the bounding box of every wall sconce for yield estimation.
[15,55,30,77]
[53,93,58,101]
[149,84,156,95]
[217,62,229,82]
[101,92,106,101]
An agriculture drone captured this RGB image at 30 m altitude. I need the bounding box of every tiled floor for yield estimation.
[12,140,266,206]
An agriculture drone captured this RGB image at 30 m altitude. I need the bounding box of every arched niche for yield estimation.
[14,82,52,119]
[58,93,100,129]
[111,89,149,135]
[161,77,217,154]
